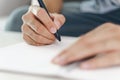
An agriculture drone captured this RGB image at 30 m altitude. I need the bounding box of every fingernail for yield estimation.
[80,63,91,69]
[53,56,66,65]
[50,27,57,33]
[54,20,61,29]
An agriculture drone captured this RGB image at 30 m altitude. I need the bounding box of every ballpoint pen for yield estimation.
[38,0,61,41]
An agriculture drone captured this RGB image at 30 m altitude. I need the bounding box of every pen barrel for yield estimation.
[37,0,61,41]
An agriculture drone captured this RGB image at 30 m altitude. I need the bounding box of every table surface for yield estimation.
[0,31,68,80]
[0,31,23,48]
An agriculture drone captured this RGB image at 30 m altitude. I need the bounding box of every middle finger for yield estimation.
[22,24,54,44]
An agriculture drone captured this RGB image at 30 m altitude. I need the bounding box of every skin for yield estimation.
[22,0,65,46]
[22,0,120,69]
[43,0,63,13]
[53,23,120,69]
[31,0,63,13]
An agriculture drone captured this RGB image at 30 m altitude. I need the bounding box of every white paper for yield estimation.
[0,37,77,76]
[0,37,120,80]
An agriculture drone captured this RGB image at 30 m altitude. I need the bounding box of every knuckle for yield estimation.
[22,12,34,23]
[103,22,113,27]
[62,16,66,23]
[22,14,28,22]
[100,22,113,29]
[21,24,27,32]
[22,15,26,20]
[22,12,30,20]
[60,14,66,21]
[58,14,66,25]
[29,17,36,26]
[21,24,25,32]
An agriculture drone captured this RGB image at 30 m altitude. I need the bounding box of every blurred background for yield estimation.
[0,0,31,16]
[0,0,31,31]
[0,0,80,31]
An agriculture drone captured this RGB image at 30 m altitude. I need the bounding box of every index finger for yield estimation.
[52,38,117,65]
[29,5,58,34]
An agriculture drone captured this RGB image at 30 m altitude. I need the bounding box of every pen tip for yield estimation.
[54,31,61,42]
[58,36,61,42]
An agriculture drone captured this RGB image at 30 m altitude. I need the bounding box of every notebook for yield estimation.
[0,37,120,80]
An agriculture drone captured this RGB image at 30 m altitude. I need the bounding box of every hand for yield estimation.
[22,5,65,46]
[53,23,120,69]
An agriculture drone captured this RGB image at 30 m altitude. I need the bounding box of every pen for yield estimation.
[38,0,61,41]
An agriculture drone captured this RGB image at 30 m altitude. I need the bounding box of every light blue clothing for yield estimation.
[78,0,120,14]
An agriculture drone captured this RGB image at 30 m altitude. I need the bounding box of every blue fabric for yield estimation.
[59,6,120,36]
[5,6,29,32]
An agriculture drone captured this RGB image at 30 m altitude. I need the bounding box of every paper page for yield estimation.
[0,37,77,76]
[0,36,120,80]
[57,62,120,80]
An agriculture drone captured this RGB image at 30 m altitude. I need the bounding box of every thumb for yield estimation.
[50,13,66,29]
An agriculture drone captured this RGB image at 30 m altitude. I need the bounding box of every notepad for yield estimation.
[0,37,120,80]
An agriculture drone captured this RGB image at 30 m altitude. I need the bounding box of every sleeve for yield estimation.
[110,0,120,5]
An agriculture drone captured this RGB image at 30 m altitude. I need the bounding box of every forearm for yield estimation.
[31,0,63,13]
